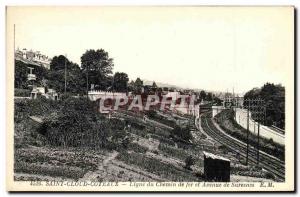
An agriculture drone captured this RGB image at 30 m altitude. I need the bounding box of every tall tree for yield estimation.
[81,49,114,90]
[112,72,129,92]
[134,77,143,94]
[244,83,285,129]
[128,80,135,92]
[50,55,70,70]
[200,90,207,101]
[48,55,85,94]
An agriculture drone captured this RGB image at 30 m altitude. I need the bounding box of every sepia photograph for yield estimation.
[5,6,295,192]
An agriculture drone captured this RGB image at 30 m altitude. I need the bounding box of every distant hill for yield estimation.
[142,79,182,89]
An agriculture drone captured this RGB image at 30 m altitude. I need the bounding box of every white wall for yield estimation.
[212,106,225,117]
[235,108,285,145]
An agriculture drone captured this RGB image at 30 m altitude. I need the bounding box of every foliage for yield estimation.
[48,55,86,94]
[39,98,110,148]
[171,125,193,142]
[146,110,157,119]
[214,109,285,160]
[133,77,143,94]
[14,88,30,97]
[81,49,114,90]
[184,155,196,170]
[128,143,148,153]
[243,83,285,129]
[116,152,198,181]
[112,72,129,92]
[15,60,48,88]
[199,90,206,101]
[158,143,187,160]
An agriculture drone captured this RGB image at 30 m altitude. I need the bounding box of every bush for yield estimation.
[158,143,187,160]
[184,155,196,170]
[128,143,148,153]
[171,125,193,142]
[116,152,198,181]
[15,88,31,97]
[34,97,112,149]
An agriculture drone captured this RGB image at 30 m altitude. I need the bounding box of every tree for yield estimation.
[81,49,114,90]
[15,61,29,89]
[244,83,285,129]
[134,77,143,94]
[151,81,158,93]
[48,55,85,94]
[152,81,158,88]
[50,55,70,70]
[200,90,206,101]
[113,72,129,92]
[206,92,213,101]
[127,80,135,92]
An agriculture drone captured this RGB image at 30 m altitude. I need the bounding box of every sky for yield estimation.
[8,6,294,94]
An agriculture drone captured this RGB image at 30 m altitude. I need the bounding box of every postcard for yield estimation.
[6,6,295,192]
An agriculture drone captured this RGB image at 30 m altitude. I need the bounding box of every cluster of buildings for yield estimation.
[15,48,51,69]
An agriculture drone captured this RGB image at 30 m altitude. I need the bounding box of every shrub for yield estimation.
[184,155,196,170]
[171,125,193,142]
[14,88,30,97]
[265,171,275,180]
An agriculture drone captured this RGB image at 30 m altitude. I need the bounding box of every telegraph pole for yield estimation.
[246,100,249,165]
[257,122,260,164]
[245,98,265,165]
[64,54,67,94]
[86,65,89,102]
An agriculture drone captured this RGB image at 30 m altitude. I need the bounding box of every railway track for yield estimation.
[199,111,285,182]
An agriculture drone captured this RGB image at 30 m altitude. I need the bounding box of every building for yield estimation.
[30,87,59,100]
[15,48,52,69]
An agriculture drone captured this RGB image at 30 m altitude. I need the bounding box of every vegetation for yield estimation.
[244,83,285,129]
[158,143,187,160]
[116,152,199,181]
[171,125,193,142]
[15,60,48,88]
[184,155,196,170]
[14,147,101,180]
[112,72,129,92]
[15,88,30,97]
[214,109,284,160]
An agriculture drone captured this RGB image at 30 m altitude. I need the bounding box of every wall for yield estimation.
[235,108,285,145]
[212,106,225,117]
[88,90,127,101]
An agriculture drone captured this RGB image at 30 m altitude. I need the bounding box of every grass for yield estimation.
[14,147,102,180]
[158,143,203,168]
[128,142,148,153]
[158,143,188,161]
[14,161,86,180]
[116,152,199,181]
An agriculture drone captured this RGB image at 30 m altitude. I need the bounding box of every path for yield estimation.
[79,151,119,181]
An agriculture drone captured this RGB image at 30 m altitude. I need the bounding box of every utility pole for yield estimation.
[245,98,265,165]
[246,100,249,165]
[64,54,67,94]
[14,24,15,65]
[257,122,260,164]
[86,65,89,102]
